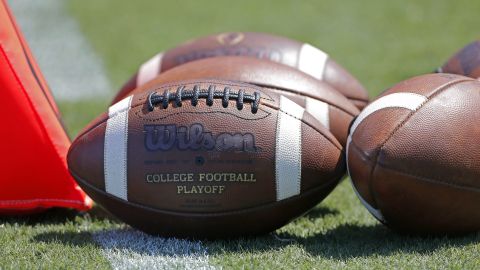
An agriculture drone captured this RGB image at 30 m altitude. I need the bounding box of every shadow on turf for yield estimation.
[290,224,480,259]
[0,204,116,226]
[33,231,96,248]
[209,223,480,259]
[27,205,480,259]
[301,206,339,219]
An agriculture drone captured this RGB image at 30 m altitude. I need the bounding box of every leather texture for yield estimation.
[68,79,345,238]
[347,73,480,234]
[112,32,369,109]
[119,56,359,146]
[438,40,480,78]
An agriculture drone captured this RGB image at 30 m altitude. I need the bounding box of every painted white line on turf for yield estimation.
[93,229,217,270]
[8,0,111,101]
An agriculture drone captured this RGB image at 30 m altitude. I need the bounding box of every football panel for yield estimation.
[377,73,472,98]
[127,57,358,145]
[380,80,480,189]
[347,141,384,222]
[347,92,429,221]
[74,171,339,238]
[67,121,107,192]
[160,32,302,72]
[113,32,368,109]
[134,56,359,116]
[299,105,345,193]
[102,81,344,214]
[439,40,480,78]
[125,98,279,212]
[372,164,480,234]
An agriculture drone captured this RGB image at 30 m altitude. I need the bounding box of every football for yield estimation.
[113,32,369,109]
[116,56,359,146]
[347,73,480,234]
[437,40,480,78]
[68,79,346,238]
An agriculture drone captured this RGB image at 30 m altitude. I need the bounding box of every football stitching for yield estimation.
[122,110,129,199]
[119,82,342,151]
[138,79,276,102]
[132,93,343,152]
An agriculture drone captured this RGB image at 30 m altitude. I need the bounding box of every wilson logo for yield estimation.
[144,124,258,152]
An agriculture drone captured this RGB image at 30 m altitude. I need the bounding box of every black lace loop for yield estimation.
[147,91,156,111]
[222,87,230,108]
[162,90,170,109]
[192,85,200,106]
[147,85,261,113]
[237,89,245,110]
[252,92,260,114]
[175,86,184,107]
[207,85,215,106]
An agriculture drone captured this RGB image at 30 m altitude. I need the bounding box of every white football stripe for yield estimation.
[346,92,427,223]
[137,52,164,86]
[93,229,215,270]
[298,43,329,80]
[275,96,304,201]
[348,92,427,137]
[305,97,329,129]
[104,95,133,200]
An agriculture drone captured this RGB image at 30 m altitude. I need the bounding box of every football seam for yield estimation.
[133,106,272,122]
[241,81,358,117]
[69,168,341,217]
[376,162,480,193]
[346,96,369,103]
[347,138,380,210]
[368,78,474,210]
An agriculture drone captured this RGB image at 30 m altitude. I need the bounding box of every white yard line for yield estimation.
[8,0,111,101]
[93,229,216,270]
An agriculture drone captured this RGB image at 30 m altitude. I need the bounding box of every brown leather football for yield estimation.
[347,73,480,234]
[437,40,480,78]
[119,56,359,147]
[112,32,369,109]
[68,79,346,238]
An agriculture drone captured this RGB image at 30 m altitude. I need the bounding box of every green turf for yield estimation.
[0,208,115,269]
[69,0,480,97]
[2,0,480,269]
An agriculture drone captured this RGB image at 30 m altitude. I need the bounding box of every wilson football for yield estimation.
[117,56,359,146]
[113,32,369,109]
[347,73,480,234]
[68,79,346,238]
[437,40,480,78]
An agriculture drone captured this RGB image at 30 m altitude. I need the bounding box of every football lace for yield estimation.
[147,85,261,113]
